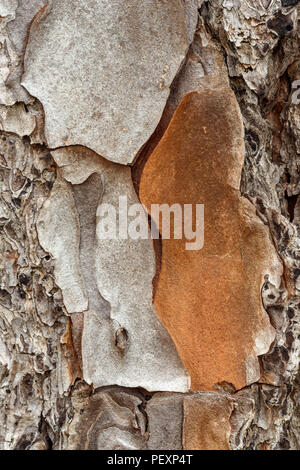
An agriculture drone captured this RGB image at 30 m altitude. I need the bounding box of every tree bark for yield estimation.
[0,0,299,450]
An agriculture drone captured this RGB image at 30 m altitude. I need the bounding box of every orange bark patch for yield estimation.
[139,90,282,391]
[61,318,82,384]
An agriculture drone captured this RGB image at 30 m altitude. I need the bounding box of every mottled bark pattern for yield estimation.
[0,0,299,450]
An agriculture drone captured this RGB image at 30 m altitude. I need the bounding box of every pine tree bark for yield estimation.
[0,0,299,450]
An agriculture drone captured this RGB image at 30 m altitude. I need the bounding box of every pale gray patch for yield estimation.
[36,173,88,314]
[51,147,110,185]
[72,173,110,320]
[82,165,190,392]
[0,0,18,18]
[182,0,200,44]
[0,31,16,105]
[0,336,11,368]
[22,0,189,164]
[245,354,261,386]
[7,0,46,56]
[52,147,189,391]
[5,0,46,103]
[0,103,36,136]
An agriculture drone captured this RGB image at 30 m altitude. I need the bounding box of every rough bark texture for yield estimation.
[0,0,299,450]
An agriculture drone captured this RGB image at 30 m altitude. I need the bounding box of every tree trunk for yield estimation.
[0,0,299,450]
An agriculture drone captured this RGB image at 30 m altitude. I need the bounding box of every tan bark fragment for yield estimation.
[183,394,234,450]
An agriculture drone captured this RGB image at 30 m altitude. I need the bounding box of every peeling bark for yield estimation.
[0,0,299,450]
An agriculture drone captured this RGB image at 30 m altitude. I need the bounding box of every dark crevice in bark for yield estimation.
[285,191,298,221]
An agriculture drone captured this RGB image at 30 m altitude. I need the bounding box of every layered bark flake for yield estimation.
[22,0,189,164]
[139,89,283,391]
[0,0,299,451]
